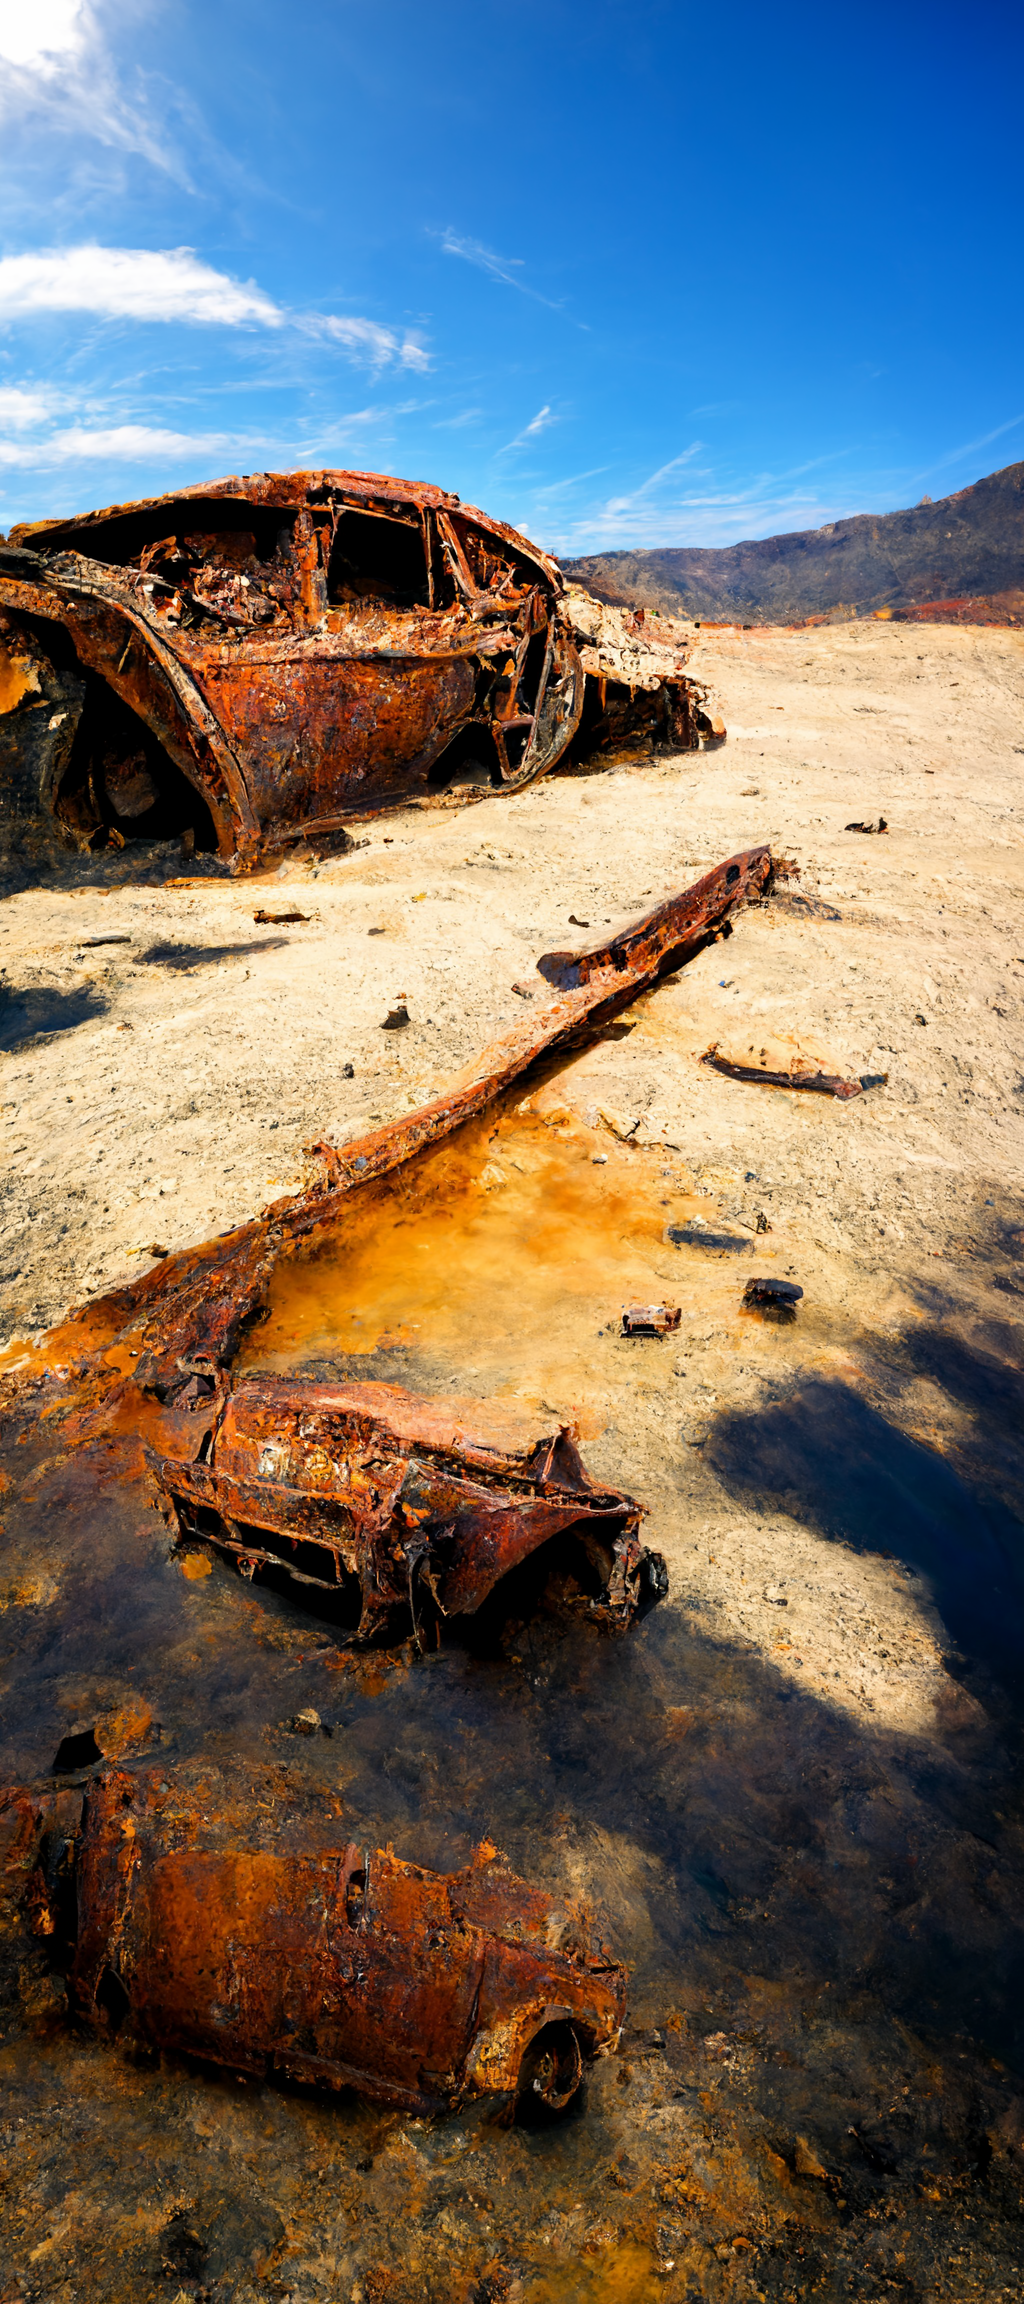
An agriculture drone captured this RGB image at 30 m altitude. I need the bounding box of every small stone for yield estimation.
[179,1551,212,1581]
[793,2135,828,2180]
[293,1707,321,1734]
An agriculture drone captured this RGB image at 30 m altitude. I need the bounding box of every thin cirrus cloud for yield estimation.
[438,230,565,313]
[496,405,558,456]
[0,245,429,369]
[599,442,706,516]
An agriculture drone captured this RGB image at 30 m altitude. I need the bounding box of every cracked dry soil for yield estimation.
[1,615,1024,2302]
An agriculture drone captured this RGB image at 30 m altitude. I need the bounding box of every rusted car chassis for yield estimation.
[2,1771,626,2117]
[0,470,720,872]
[155,1375,666,1640]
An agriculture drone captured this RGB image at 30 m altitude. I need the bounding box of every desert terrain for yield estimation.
[1,615,1024,2301]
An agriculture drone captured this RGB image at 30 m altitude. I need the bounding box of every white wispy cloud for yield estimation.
[600,442,705,516]
[0,421,233,468]
[915,411,1024,483]
[496,404,557,455]
[433,406,485,430]
[534,443,868,553]
[0,1,184,178]
[438,229,564,312]
[0,384,65,429]
[0,246,280,328]
[306,312,428,371]
[0,245,430,369]
[529,466,609,499]
[0,0,83,70]
[0,389,396,478]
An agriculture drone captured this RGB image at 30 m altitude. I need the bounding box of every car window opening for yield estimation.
[39,495,289,570]
[327,509,430,607]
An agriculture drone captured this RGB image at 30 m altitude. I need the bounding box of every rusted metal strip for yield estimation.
[702,1045,864,1099]
[66,847,774,1397]
[300,845,773,1202]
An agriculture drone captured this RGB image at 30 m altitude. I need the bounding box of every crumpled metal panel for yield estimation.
[153,1375,667,1640]
[63,1769,625,2115]
[0,469,720,870]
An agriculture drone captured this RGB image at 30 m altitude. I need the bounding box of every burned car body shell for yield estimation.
[4,1773,626,2116]
[154,1375,666,1639]
[0,471,718,873]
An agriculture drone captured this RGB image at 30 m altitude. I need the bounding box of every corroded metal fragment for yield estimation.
[742,1276,803,1318]
[702,1043,865,1099]
[621,1305,681,1337]
[0,470,722,874]
[75,846,774,1395]
[8,1770,626,2117]
[154,1375,667,1640]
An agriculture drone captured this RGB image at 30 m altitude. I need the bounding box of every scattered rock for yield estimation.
[794,2135,829,2180]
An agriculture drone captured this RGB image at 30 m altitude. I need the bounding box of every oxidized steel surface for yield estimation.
[621,1305,681,1337]
[154,1376,666,1638]
[56,845,776,1402]
[0,470,721,872]
[702,1043,865,1098]
[68,845,775,1397]
[8,1770,625,2116]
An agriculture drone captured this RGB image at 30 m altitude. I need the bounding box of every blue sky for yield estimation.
[0,0,1020,555]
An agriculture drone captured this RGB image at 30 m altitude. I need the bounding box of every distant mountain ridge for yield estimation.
[560,459,1024,624]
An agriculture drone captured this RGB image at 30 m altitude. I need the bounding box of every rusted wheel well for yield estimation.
[15,615,218,854]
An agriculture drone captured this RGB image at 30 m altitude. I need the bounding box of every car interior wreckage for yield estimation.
[0,468,724,874]
[153,1374,667,1643]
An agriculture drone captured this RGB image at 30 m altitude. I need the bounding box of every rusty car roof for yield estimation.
[9,467,565,588]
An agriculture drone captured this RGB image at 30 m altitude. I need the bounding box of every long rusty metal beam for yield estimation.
[63,844,775,1398]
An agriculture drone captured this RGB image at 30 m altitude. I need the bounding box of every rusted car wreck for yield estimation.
[3,1770,626,2117]
[155,1375,666,1642]
[0,469,722,872]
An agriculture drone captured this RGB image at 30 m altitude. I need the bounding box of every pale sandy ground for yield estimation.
[2,616,1023,1753]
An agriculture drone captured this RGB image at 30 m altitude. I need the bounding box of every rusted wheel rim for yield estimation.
[517,2020,583,2112]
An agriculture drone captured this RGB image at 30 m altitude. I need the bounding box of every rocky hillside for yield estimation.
[561,458,1024,623]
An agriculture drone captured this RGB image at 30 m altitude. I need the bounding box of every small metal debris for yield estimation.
[79,934,132,947]
[844,817,888,833]
[702,1043,865,1099]
[621,1304,681,1337]
[742,1276,803,1319]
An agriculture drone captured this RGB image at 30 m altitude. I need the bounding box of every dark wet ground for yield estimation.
[2,1104,1024,2301]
